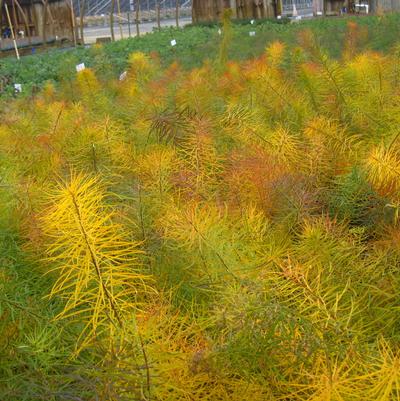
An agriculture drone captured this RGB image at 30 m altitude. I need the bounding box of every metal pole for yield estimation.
[127,11,131,36]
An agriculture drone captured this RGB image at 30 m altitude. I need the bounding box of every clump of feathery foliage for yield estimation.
[1,21,400,401]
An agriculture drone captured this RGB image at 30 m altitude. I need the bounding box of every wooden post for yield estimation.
[230,0,238,18]
[110,0,115,41]
[192,0,196,23]
[0,0,3,37]
[0,0,3,51]
[79,0,86,44]
[5,3,20,60]
[255,1,261,18]
[14,0,32,44]
[127,11,131,37]
[156,0,161,30]
[40,0,55,25]
[278,0,283,15]
[12,0,18,36]
[116,0,123,39]
[175,0,179,27]
[69,0,77,46]
[135,0,139,36]
[42,0,48,47]
[237,2,243,18]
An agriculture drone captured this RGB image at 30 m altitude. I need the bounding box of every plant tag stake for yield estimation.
[250,19,255,24]
[171,39,177,47]
[277,15,282,19]
[317,11,323,15]
[76,63,85,72]
[119,71,127,81]
[14,83,22,93]
[249,31,256,37]
[218,28,222,35]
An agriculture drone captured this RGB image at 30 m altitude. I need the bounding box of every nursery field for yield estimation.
[1,14,400,401]
[1,13,400,96]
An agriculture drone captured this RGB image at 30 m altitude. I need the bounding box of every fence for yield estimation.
[74,0,192,44]
[75,0,192,17]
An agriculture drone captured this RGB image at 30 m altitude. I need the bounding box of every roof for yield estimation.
[3,0,64,6]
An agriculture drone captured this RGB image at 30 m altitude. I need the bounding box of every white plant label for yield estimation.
[171,39,177,47]
[218,28,222,35]
[14,84,22,93]
[249,31,256,37]
[119,71,127,81]
[277,15,282,19]
[250,19,255,24]
[317,11,323,15]
[76,63,85,72]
